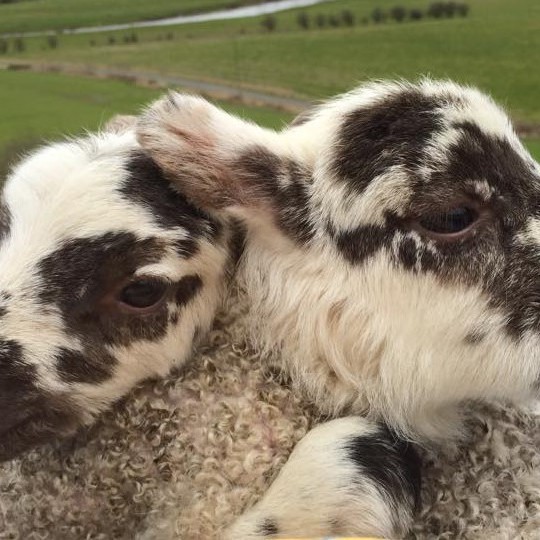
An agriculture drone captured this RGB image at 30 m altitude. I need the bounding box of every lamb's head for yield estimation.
[137,81,540,440]
[0,120,233,459]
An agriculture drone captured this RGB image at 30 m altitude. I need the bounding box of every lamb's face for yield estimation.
[311,81,540,335]
[0,130,230,459]
[137,81,540,439]
[295,81,540,433]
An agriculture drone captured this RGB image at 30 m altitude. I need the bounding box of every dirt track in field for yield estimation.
[0,59,312,114]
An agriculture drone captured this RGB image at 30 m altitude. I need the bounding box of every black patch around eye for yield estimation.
[174,274,203,307]
[346,425,422,527]
[38,232,167,312]
[55,347,113,384]
[122,151,222,244]
[38,232,170,349]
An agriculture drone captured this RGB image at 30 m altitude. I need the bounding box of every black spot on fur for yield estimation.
[122,151,222,243]
[333,89,442,193]
[258,518,279,536]
[235,146,314,244]
[346,425,421,525]
[174,237,199,259]
[464,328,487,345]
[329,224,389,265]
[0,201,11,241]
[174,274,203,307]
[396,236,418,270]
[0,341,37,432]
[55,347,114,384]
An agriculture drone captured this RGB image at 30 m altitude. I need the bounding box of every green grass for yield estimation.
[524,138,540,161]
[0,69,292,177]
[0,0,267,34]
[0,69,291,144]
[5,0,540,124]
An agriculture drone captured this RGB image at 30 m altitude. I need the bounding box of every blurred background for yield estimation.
[1,0,539,178]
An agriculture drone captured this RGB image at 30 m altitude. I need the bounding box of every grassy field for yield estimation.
[3,0,540,125]
[0,0,268,34]
[1,0,539,170]
[0,69,292,177]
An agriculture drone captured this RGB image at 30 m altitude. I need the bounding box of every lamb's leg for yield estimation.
[225,417,421,539]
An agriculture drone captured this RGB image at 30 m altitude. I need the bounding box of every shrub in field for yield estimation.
[456,3,469,16]
[328,14,341,27]
[297,11,310,30]
[261,15,277,32]
[445,1,458,16]
[427,1,469,17]
[14,37,25,52]
[341,9,356,26]
[47,35,58,49]
[371,7,387,23]
[165,32,174,41]
[390,6,407,22]
[314,13,327,27]
[0,39,8,54]
[108,36,116,45]
[427,2,445,17]
[409,8,424,20]
[123,32,139,44]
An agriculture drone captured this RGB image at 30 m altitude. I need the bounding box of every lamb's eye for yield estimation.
[418,207,478,235]
[118,279,167,309]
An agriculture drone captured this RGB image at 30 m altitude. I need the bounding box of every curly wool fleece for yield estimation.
[0,290,539,540]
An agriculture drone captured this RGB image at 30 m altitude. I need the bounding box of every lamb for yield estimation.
[0,120,234,461]
[0,113,420,538]
[136,79,540,537]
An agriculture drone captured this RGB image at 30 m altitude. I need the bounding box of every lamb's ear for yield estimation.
[136,92,288,214]
[103,114,137,134]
